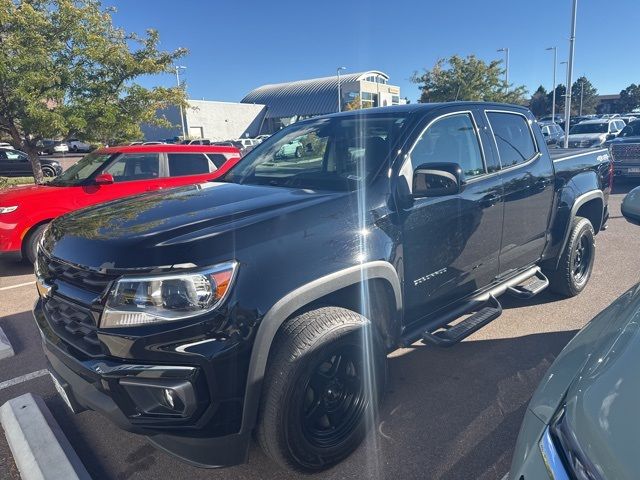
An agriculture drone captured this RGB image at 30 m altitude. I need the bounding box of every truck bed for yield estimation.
[550,147,609,176]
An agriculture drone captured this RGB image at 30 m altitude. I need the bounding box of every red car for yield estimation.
[0,144,241,263]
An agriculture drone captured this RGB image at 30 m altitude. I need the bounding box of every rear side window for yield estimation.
[105,154,160,182]
[487,112,537,168]
[168,153,211,176]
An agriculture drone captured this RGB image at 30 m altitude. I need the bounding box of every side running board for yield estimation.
[506,270,549,299]
[422,295,502,347]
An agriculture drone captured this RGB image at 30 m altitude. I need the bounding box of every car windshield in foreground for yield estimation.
[222,113,409,191]
[48,152,112,186]
[569,123,608,134]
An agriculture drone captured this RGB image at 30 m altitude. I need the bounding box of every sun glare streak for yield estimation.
[355,115,382,479]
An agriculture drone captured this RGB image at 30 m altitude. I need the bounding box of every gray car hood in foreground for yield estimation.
[530,282,640,479]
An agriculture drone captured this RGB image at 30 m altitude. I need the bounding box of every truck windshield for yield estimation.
[48,152,112,186]
[620,122,640,137]
[222,113,409,191]
[569,123,608,134]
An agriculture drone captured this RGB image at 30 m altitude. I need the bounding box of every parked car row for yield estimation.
[19,102,613,474]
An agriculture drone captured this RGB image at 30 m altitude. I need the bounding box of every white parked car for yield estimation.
[566,118,626,148]
[0,142,13,149]
[67,139,92,152]
[36,139,69,155]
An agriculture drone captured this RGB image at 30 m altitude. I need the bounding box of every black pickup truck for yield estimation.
[33,103,611,473]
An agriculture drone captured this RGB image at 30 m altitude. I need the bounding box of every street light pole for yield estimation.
[546,47,558,122]
[497,48,510,90]
[175,66,187,139]
[560,61,569,132]
[336,67,346,112]
[563,0,578,148]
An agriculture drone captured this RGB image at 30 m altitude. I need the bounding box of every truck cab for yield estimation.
[33,103,611,474]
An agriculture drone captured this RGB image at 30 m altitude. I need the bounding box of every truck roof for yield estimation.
[96,144,241,155]
[325,102,530,118]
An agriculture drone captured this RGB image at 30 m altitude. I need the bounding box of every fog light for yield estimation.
[119,378,197,417]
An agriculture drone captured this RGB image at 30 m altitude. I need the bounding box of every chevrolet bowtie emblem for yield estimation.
[36,278,54,298]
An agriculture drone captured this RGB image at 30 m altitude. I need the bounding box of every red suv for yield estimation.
[0,144,241,263]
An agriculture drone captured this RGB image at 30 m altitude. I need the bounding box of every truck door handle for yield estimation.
[480,193,501,208]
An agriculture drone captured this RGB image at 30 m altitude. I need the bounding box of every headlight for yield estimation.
[541,407,602,480]
[0,206,18,214]
[101,261,237,328]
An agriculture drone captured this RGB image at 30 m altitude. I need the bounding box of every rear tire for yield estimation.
[257,306,385,473]
[41,166,56,177]
[24,223,48,264]
[546,216,595,297]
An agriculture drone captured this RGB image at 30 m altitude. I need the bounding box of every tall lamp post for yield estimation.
[336,66,347,112]
[175,65,187,139]
[560,61,569,133]
[497,47,510,90]
[546,47,558,123]
[563,0,578,148]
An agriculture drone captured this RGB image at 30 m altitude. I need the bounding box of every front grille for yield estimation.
[37,250,116,295]
[36,249,122,356]
[611,143,640,162]
[43,296,102,356]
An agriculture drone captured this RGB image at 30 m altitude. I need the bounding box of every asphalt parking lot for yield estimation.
[1,182,639,480]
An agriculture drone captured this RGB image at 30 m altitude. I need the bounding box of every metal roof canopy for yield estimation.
[241,71,389,119]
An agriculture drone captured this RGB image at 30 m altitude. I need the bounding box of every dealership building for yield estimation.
[141,70,402,141]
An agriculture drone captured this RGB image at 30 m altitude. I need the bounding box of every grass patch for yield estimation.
[0,176,41,189]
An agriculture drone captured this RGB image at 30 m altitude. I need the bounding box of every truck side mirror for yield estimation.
[622,187,640,225]
[412,162,465,198]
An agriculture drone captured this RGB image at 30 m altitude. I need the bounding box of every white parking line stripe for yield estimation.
[0,281,36,291]
[0,370,49,390]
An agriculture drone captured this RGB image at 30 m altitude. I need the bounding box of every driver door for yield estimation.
[400,109,504,325]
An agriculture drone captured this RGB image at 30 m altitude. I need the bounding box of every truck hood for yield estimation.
[610,136,640,144]
[567,133,606,142]
[45,181,348,270]
[546,283,640,478]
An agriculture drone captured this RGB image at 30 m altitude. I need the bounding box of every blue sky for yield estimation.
[109,0,639,102]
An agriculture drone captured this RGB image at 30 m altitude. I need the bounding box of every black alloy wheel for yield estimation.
[300,345,367,449]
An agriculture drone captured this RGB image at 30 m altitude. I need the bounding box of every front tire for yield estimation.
[24,223,48,264]
[547,216,595,297]
[257,307,385,473]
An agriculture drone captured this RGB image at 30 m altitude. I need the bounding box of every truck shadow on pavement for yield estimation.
[0,259,32,278]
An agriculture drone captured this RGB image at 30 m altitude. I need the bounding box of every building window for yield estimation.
[392,95,400,105]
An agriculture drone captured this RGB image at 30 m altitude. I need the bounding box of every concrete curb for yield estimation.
[0,327,14,360]
[0,392,91,480]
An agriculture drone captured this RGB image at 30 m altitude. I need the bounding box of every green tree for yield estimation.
[571,76,598,115]
[411,55,527,104]
[529,85,549,117]
[343,95,364,111]
[617,84,640,113]
[0,0,187,183]
[547,84,566,115]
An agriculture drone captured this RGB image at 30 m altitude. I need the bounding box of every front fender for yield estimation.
[239,260,402,433]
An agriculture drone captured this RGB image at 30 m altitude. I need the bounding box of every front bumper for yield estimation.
[34,299,252,468]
